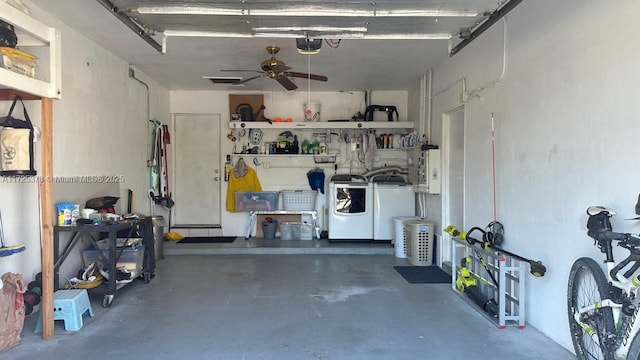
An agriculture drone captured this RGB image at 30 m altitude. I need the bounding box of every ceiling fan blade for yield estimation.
[234,74,265,84]
[221,69,263,74]
[276,76,298,91]
[286,71,328,82]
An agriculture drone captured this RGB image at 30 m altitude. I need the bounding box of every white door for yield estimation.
[173,114,221,226]
[441,106,465,267]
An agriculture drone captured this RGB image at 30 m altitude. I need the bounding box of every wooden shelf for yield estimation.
[230,121,414,130]
[0,1,62,99]
[0,1,60,340]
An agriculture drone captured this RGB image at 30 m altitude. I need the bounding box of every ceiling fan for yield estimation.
[221,46,328,91]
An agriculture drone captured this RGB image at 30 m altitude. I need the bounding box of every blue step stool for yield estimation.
[35,289,94,332]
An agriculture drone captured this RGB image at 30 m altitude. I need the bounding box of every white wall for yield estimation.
[0,4,170,282]
[170,90,409,236]
[428,0,640,351]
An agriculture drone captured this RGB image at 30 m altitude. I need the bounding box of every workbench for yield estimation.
[53,217,154,307]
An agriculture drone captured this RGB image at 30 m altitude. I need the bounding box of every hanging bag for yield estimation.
[0,95,36,176]
[0,272,27,352]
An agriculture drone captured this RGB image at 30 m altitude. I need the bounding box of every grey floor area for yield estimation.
[9,239,574,360]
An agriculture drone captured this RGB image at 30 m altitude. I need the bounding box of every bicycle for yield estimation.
[568,204,640,359]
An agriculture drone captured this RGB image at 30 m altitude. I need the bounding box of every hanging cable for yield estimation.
[308,54,311,108]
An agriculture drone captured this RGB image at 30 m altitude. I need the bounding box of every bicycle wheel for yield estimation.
[567,257,615,360]
[627,334,640,360]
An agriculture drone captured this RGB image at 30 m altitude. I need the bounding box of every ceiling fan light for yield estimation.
[297,49,321,55]
[296,38,322,55]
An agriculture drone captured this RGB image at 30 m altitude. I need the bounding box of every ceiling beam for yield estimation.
[449,0,523,57]
[96,0,163,53]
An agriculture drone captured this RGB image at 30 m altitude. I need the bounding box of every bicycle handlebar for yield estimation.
[593,230,640,269]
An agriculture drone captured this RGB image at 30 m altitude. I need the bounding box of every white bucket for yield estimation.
[303,103,321,122]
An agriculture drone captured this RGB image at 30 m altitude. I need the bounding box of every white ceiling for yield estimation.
[26,0,506,92]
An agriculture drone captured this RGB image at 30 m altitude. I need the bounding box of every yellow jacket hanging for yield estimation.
[226,166,262,212]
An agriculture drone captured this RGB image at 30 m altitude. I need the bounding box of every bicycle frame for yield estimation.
[573,242,640,359]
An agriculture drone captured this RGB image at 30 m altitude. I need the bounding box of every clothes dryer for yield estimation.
[372,174,415,241]
[327,174,373,240]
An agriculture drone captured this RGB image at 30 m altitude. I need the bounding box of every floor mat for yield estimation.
[394,266,451,284]
[177,237,237,243]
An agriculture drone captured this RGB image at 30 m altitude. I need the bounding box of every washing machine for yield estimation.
[372,174,415,241]
[328,174,373,240]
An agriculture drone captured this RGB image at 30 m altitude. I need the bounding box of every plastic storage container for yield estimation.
[235,191,279,211]
[281,190,317,211]
[82,240,145,274]
[280,222,314,240]
[300,222,313,240]
[280,222,301,240]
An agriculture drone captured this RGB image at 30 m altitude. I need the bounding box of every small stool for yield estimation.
[35,289,94,333]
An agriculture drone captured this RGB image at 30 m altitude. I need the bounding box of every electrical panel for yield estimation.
[410,149,441,194]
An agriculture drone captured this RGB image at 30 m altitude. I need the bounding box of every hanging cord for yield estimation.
[307,54,311,108]
[491,112,497,221]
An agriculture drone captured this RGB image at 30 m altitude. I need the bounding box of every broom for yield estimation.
[0,208,25,256]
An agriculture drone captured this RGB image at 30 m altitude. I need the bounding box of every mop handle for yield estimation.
[0,209,5,248]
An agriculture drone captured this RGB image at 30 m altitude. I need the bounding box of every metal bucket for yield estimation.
[152,216,167,260]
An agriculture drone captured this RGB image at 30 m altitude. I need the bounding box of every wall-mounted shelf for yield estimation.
[0,1,62,99]
[229,121,414,130]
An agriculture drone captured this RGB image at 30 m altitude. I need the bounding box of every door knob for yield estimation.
[214,177,219,181]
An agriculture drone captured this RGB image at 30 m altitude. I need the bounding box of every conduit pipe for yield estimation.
[362,166,408,180]
[464,18,508,100]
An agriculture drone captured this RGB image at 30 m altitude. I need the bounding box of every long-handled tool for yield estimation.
[444,225,499,287]
[456,256,498,317]
[445,224,547,277]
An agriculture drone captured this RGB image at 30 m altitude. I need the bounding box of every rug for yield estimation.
[394,266,451,284]
[177,237,237,244]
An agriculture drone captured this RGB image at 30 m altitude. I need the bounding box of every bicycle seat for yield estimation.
[587,206,616,216]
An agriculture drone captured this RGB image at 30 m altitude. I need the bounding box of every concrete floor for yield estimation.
[8,239,574,359]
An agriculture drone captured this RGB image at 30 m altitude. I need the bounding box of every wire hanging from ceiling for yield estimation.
[307,54,311,111]
[324,39,341,48]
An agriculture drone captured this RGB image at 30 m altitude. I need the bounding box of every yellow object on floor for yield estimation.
[165,231,184,241]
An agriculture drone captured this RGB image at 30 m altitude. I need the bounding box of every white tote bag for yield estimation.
[0,128,31,173]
